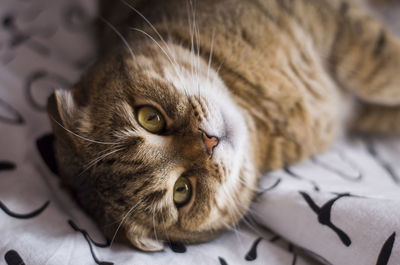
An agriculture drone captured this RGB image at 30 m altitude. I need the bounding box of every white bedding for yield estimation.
[0,0,399,264]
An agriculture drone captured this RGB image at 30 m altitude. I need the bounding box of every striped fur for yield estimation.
[47,0,400,251]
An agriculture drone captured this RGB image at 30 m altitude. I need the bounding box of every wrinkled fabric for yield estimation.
[0,0,399,264]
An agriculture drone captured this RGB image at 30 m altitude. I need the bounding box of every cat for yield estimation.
[47,0,400,251]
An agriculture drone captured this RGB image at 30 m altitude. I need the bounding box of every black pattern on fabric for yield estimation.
[256,178,282,199]
[218,256,228,265]
[0,12,54,64]
[288,244,297,265]
[0,0,399,264]
[0,98,24,125]
[68,220,113,265]
[4,250,25,265]
[299,192,353,246]
[291,253,297,265]
[366,142,400,185]
[0,200,49,219]
[301,248,333,265]
[285,167,320,191]
[1,158,50,218]
[376,232,396,265]
[25,71,71,111]
[245,237,263,261]
[310,151,362,182]
[269,235,281,243]
[0,161,15,171]
[62,4,90,32]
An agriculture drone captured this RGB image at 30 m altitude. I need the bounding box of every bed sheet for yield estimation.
[0,0,399,264]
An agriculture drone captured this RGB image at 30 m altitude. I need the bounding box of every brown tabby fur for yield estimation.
[47,0,400,251]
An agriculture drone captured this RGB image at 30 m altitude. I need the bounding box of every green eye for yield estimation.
[137,106,165,133]
[173,177,192,207]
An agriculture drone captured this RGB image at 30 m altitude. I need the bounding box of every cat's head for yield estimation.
[47,42,258,251]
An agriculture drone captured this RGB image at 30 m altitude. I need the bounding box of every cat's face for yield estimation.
[48,43,257,251]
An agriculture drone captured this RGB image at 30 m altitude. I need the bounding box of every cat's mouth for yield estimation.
[209,96,248,178]
[198,92,247,153]
[219,109,241,151]
[215,115,235,151]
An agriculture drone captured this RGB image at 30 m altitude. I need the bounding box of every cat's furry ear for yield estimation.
[47,89,83,147]
[128,233,164,252]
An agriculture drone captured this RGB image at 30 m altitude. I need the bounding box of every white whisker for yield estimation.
[237,178,263,193]
[130,28,176,68]
[120,0,171,53]
[187,0,202,100]
[216,60,224,75]
[221,184,245,249]
[160,210,171,243]
[130,27,187,91]
[78,147,124,177]
[100,17,136,61]
[110,199,143,249]
[187,0,196,89]
[118,0,192,96]
[50,116,119,145]
[152,200,159,243]
[207,29,216,83]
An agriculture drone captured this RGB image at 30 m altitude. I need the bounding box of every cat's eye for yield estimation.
[173,177,192,207]
[136,106,166,133]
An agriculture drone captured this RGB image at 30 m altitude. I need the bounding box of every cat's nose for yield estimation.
[201,131,219,156]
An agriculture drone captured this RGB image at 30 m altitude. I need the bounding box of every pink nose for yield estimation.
[201,132,219,155]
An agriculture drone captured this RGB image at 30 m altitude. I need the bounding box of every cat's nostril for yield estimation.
[201,132,219,156]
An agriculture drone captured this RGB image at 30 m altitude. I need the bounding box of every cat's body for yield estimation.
[48,0,400,251]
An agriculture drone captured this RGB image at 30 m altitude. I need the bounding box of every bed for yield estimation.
[0,0,399,264]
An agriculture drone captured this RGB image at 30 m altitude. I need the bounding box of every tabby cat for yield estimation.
[47,0,400,251]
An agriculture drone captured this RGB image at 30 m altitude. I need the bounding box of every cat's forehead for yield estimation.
[80,51,192,120]
[123,76,188,119]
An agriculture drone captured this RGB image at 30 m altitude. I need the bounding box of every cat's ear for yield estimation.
[47,89,82,147]
[128,234,164,252]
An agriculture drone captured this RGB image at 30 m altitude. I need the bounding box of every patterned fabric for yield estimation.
[0,0,398,264]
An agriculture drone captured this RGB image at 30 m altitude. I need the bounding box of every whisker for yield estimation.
[100,17,136,61]
[130,28,176,68]
[237,178,263,193]
[119,0,194,96]
[219,218,236,231]
[191,0,201,99]
[152,201,159,243]
[216,60,224,75]
[110,199,143,249]
[120,0,171,54]
[194,1,201,88]
[50,116,119,145]
[207,29,216,83]
[78,147,125,177]
[220,181,259,236]
[186,1,196,89]
[186,0,202,100]
[242,211,266,235]
[237,206,263,236]
[160,210,171,243]
[130,27,187,90]
[221,184,245,249]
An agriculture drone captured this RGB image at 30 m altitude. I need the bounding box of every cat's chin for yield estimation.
[125,225,226,252]
[127,234,164,252]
